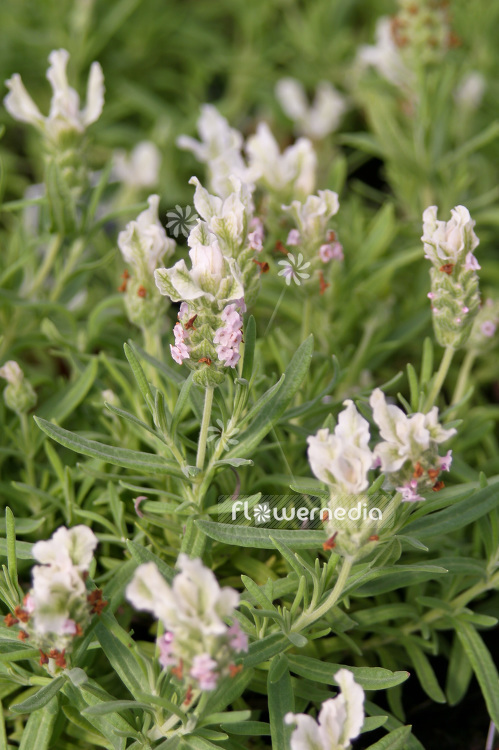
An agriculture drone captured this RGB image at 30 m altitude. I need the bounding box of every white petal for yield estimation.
[4,74,45,129]
[334,669,365,744]
[82,61,105,126]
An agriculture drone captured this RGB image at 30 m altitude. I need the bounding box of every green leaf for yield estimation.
[95,621,148,696]
[18,696,58,750]
[11,677,66,713]
[364,725,413,750]
[125,539,175,583]
[287,656,409,690]
[171,372,194,439]
[5,508,18,589]
[124,342,154,413]
[403,484,499,538]
[225,335,314,459]
[243,634,290,668]
[34,417,183,477]
[196,521,325,549]
[268,660,293,750]
[242,315,256,382]
[220,720,270,735]
[454,619,499,725]
[446,635,473,706]
[36,358,99,425]
[403,642,446,703]
[83,700,155,716]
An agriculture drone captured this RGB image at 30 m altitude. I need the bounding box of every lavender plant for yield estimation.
[1,2,499,749]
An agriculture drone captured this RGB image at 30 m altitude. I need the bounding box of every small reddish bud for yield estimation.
[275,240,288,255]
[319,272,330,296]
[137,285,147,298]
[185,314,197,330]
[4,613,18,627]
[229,664,243,677]
[198,357,212,365]
[427,468,440,481]
[14,606,29,624]
[252,259,270,273]
[439,263,454,275]
[369,535,380,542]
[323,532,338,551]
[171,660,183,680]
[184,685,193,705]
[39,651,49,665]
[18,630,29,641]
[413,462,424,479]
[432,480,445,492]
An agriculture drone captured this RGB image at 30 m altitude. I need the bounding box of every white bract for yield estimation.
[113,141,161,188]
[282,190,339,247]
[190,176,253,254]
[307,400,374,494]
[285,669,365,750]
[246,122,316,200]
[177,105,249,198]
[422,205,479,268]
[126,555,239,636]
[118,195,175,277]
[4,49,104,140]
[356,17,411,89]
[276,78,347,139]
[32,525,98,573]
[370,388,456,473]
[454,72,486,111]
[155,222,244,305]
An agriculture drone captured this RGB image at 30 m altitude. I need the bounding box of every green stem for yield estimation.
[292,555,354,633]
[301,295,312,343]
[423,346,455,411]
[451,349,476,406]
[19,413,36,490]
[50,238,85,301]
[196,386,214,470]
[28,234,63,297]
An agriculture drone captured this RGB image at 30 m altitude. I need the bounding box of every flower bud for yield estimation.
[0,361,37,414]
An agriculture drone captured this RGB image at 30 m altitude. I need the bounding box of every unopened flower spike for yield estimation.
[0,360,37,415]
[370,388,456,500]
[117,195,175,331]
[307,400,379,557]
[275,77,347,140]
[246,122,316,204]
[422,205,481,349]
[4,49,104,140]
[285,669,365,750]
[126,556,248,695]
[113,141,161,190]
[155,222,245,385]
[177,104,250,198]
[4,526,101,671]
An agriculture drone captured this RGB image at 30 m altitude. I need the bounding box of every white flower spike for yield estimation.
[285,669,365,750]
[4,49,104,140]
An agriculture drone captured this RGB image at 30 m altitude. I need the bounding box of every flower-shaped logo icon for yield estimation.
[253,503,271,524]
[165,205,198,238]
[207,419,240,452]
[277,252,311,286]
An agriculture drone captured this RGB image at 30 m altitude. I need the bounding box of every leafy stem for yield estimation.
[424,345,455,411]
[291,555,354,633]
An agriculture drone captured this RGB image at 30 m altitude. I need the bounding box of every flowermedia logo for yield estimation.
[165,205,198,238]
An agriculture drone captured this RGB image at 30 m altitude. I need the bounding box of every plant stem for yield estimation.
[50,238,85,301]
[301,295,312,342]
[196,386,214,470]
[19,413,35,488]
[451,349,476,406]
[423,345,454,411]
[292,555,354,633]
[28,234,63,297]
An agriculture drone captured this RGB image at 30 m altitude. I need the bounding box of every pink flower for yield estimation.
[397,479,424,503]
[61,618,78,635]
[287,229,301,246]
[179,302,190,319]
[464,252,481,271]
[248,217,264,252]
[481,320,496,337]
[170,344,190,365]
[438,450,452,472]
[158,631,176,668]
[228,621,248,652]
[190,653,219,690]
[215,304,243,368]
[319,241,343,263]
